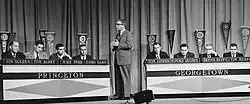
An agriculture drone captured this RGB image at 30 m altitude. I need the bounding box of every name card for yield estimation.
[144,58,200,64]
[202,57,250,63]
[2,59,108,65]
[3,59,58,65]
[60,60,108,65]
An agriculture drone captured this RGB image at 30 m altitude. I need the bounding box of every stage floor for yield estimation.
[52,97,250,104]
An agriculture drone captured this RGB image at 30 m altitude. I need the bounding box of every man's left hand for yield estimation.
[110,41,119,46]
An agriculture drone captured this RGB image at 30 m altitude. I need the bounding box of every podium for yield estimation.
[145,57,250,98]
[1,60,110,103]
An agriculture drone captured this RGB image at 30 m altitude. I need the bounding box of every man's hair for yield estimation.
[153,42,161,47]
[55,43,64,50]
[180,43,188,48]
[116,19,127,26]
[35,40,44,46]
[9,41,18,46]
[230,43,238,48]
[79,44,87,49]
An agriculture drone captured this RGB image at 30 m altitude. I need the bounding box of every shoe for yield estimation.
[110,94,122,100]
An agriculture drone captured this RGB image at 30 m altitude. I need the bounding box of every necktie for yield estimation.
[119,30,121,36]
[36,52,39,59]
[81,55,86,60]
[207,54,211,58]
[232,53,236,57]
[13,53,16,58]
[156,54,160,59]
[117,31,121,39]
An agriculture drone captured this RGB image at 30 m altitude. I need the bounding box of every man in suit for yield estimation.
[49,43,72,60]
[72,44,93,60]
[2,41,26,59]
[223,43,244,57]
[174,43,195,58]
[25,40,48,59]
[110,19,133,100]
[199,44,219,58]
[146,42,169,59]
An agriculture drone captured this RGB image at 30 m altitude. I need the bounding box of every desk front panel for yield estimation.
[2,65,110,100]
[146,62,250,97]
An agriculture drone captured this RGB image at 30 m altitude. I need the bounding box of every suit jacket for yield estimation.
[199,53,219,58]
[25,50,48,59]
[113,30,133,65]
[2,51,26,59]
[174,52,195,58]
[146,51,169,59]
[49,53,70,60]
[72,55,93,60]
[223,52,244,57]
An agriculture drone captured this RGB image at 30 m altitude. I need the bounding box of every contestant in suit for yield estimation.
[2,41,26,59]
[49,43,72,60]
[223,43,244,57]
[25,40,48,59]
[146,42,169,59]
[72,44,93,60]
[174,43,195,58]
[110,19,133,100]
[199,44,219,58]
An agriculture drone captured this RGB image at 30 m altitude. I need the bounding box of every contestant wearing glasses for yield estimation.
[199,44,219,58]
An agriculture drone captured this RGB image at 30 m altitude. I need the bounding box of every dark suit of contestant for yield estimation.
[199,53,219,58]
[2,51,26,59]
[146,51,169,59]
[49,53,71,60]
[113,30,133,99]
[174,52,195,58]
[223,52,244,57]
[72,55,93,60]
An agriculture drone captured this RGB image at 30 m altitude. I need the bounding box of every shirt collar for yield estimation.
[120,29,125,35]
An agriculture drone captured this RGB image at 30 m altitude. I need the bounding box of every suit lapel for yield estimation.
[117,30,126,42]
[9,51,14,58]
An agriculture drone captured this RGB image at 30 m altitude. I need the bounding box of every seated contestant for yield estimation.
[174,43,195,58]
[2,41,26,59]
[146,42,169,59]
[25,40,48,59]
[223,43,244,57]
[72,44,93,60]
[199,44,219,58]
[49,43,72,60]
